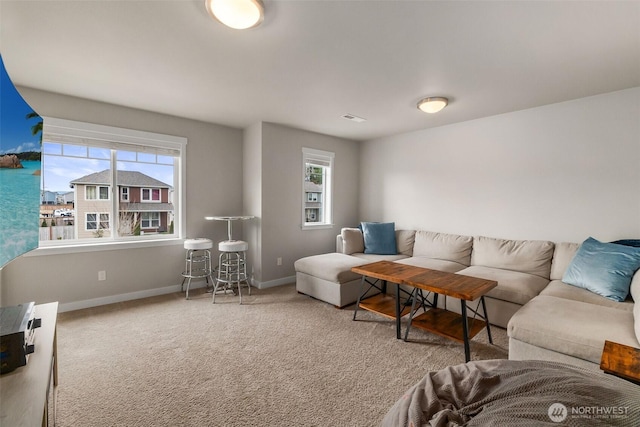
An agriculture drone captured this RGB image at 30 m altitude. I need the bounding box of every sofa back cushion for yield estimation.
[413,231,473,266]
[396,230,416,257]
[550,242,581,280]
[471,236,555,279]
[340,228,364,255]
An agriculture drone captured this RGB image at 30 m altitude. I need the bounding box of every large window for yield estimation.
[302,147,334,229]
[39,117,186,247]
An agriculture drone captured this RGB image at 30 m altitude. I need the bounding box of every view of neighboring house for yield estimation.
[41,190,74,208]
[70,170,173,239]
[41,190,58,205]
[303,180,323,223]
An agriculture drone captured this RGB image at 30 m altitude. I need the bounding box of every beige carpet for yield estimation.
[55,284,508,426]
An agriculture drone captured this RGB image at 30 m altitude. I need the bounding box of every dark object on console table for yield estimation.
[0,302,41,374]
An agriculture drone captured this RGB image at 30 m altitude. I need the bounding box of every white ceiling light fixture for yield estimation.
[205,0,264,30]
[417,97,449,114]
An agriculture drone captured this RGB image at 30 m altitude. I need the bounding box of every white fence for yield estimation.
[39,226,74,241]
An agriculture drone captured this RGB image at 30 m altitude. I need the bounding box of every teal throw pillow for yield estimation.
[361,222,397,255]
[562,237,640,301]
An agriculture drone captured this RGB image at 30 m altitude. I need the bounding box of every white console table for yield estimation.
[0,302,59,426]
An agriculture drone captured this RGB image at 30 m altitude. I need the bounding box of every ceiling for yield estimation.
[1,1,639,141]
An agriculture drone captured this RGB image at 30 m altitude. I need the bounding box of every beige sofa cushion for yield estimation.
[508,295,639,364]
[458,265,549,306]
[351,253,408,262]
[396,256,467,274]
[549,242,581,281]
[340,228,364,255]
[396,230,416,256]
[630,272,640,343]
[540,280,634,311]
[471,236,555,279]
[294,253,367,284]
[413,231,473,266]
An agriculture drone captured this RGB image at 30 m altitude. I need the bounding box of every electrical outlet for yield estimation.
[98,270,107,281]
[277,257,282,266]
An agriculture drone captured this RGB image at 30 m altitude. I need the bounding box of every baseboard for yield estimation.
[58,282,208,313]
[58,276,294,312]
[253,275,296,289]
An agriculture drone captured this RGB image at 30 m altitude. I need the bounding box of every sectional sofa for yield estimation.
[294,228,640,369]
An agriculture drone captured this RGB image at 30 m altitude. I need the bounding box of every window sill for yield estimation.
[301,223,334,231]
[26,238,184,257]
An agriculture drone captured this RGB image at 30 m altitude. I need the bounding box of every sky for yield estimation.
[0,55,42,155]
[1,55,172,193]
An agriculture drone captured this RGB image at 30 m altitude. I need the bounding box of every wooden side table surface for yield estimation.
[600,340,640,385]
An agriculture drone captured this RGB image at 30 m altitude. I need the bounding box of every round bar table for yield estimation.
[204,215,254,240]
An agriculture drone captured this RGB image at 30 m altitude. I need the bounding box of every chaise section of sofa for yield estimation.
[508,241,640,369]
[294,228,412,307]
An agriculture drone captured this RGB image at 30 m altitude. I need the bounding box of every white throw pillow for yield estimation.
[341,228,364,255]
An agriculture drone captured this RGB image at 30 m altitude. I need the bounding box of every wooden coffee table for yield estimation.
[402,268,497,362]
[352,261,427,339]
[351,261,497,362]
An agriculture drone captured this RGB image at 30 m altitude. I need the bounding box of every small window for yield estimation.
[121,187,129,202]
[142,188,161,202]
[86,213,110,231]
[86,185,110,200]
[302,148,334,229]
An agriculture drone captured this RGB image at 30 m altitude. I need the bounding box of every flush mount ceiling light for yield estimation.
[417,97,449,114]
[205,0,264,30]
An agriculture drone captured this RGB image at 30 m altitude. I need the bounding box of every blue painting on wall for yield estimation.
[0,55,42,267]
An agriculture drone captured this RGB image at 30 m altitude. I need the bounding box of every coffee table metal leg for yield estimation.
[403,288,419,341]
[353,275,366,321]
[461,301,471,362]
[395,283,402,339]
[481,296,493,344]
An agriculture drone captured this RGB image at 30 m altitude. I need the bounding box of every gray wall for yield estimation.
[245,122,361,286]
[0,88,243,309]
[4,85,637,309]
[243,122,263,284]
[360,88,640,243]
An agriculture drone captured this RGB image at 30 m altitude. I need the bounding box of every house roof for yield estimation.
[70,170,172,188]
[2,2,638,141]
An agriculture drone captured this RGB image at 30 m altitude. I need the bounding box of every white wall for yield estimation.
[247,122,360,286]
[243,122,263,284]
[0,88,243,309]
[360,88,640,243]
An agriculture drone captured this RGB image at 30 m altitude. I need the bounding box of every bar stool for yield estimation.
[181,238,213,299]
[213,240,250,304]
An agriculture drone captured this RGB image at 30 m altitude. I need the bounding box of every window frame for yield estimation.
[35,117,187,253]
[301,147,334,230]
